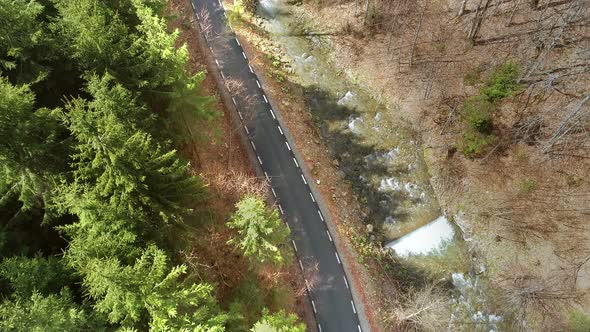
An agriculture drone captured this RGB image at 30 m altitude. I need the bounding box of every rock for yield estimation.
[316,179,321,185]
[369,235,376,242]
[366,224,374,233]
[332,159,339,167]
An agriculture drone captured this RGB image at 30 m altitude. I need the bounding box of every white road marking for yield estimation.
[238,111,243,120]
[327,231,333,242]
[232,97,237,105]
[250,141,256,151]
[318,324,323,332]
[299,259,304,270]
[223,11,227,18]
[191,2,195,9]
[351,300,357,314]
[215,59,220,67]
[285,142,291,151]
[343,276,349,289]
[277,126,283,135]
[220,71,225,80]
[286,222,290,231]
[305,279,311,292]
[218,0,222,6]
[256,80,261,88]
[263,95,268,103]
[264,171,269,180]
[257,156,263,165]
[244,126,249,134]
[242,52,247,59]
[335,252,341,265]
[358,325,362,332]
[278,204,284,215]
[293,158,299,168]
[318,210,324,222]
[312,300,317,314]
[292,240,297,252]
[270,109,276,120]
[301,174,307,184]
[235,38,241,46]
[310,192,315,202]
[271,188,277,197]
[248,64,254,73]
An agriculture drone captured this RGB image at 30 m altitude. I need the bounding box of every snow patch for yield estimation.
[385,216,455,256]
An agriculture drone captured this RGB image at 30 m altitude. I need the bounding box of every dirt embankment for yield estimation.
[167,0,314,328]
[290,0,590,329]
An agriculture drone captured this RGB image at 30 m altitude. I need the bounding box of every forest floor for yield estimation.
[221,0,590,330]
[166,1,315,328]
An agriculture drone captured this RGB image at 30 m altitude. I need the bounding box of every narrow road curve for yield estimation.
[190,1,367,331]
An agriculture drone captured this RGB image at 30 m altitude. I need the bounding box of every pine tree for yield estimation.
[251,309,305,332]
[227,197,291,267]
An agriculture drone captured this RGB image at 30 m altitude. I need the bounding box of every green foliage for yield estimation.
[227,196,291,266]
[251,309,305,332]
[0,289,102,332]
[0,254,73,297]
[462,96,494,133]
[0,77,68,217]
[227,274,266,332]
[481,62,521,102]
[569,309,590,332]
[463,65,484,86]
[79,245,227,330]
[459,131,496,158]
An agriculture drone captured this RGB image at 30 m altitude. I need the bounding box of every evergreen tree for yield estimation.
[251,309,305,332]
[227,197,291,267]
[0,289,102,332]
[0,254,73,297]
[0,77,68,220]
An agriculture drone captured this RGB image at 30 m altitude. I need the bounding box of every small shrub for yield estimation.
[569,310,590,332]
[459,131,496,158]
[462,96,495,133]
[482,62,521,102]
[464,65,484,86]
[518,178,537,194]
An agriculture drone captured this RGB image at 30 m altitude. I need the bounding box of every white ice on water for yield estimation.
[385,215,455,256]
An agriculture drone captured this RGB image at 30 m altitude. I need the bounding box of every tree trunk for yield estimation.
[409,6,426,67]
[458,0,469,16]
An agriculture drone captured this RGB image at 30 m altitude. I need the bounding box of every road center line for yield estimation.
[285,142,291,151]
[335,252,341,265]
[301,174,307,184]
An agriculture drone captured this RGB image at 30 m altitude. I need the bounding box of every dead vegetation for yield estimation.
[295,0,590,329]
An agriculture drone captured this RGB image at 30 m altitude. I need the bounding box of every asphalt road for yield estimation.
[190,1,364,331]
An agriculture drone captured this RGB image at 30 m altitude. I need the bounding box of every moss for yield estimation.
[518,178,537,194]
[569,310,590,332]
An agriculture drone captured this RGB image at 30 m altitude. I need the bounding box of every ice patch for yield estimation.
[385,216,455,256]
[379,177,401,192]
[338,91,355,106]
[348,116,364,134]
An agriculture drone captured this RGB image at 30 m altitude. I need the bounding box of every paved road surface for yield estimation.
[190,1,365,331]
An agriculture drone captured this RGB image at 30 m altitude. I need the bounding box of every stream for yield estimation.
[254,0,503,329]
